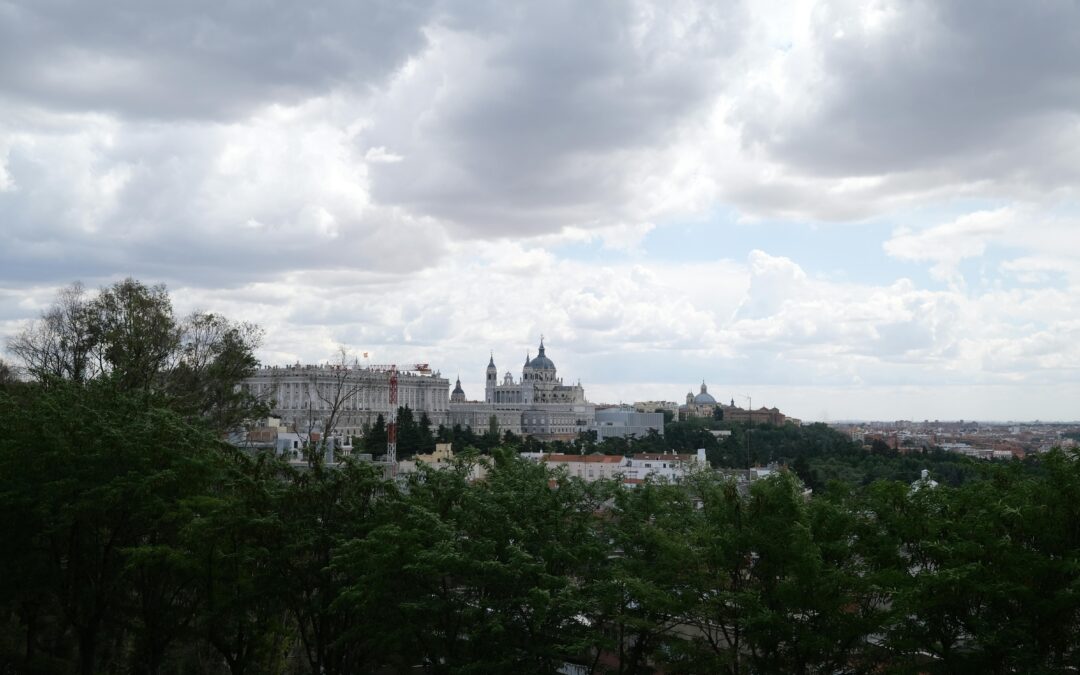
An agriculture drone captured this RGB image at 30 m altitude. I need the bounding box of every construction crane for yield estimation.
[364,362,433,473]
[387,365,398,475]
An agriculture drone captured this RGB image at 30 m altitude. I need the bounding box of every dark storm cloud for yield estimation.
[739,0,1080,183]
[0,0,434,120]
[367,0,745,234]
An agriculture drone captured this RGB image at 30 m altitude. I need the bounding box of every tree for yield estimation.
[395,406,419,458]
[585,479,697,674]
[280,458,389,674]
[575,430,598,454]
[7,279,263,432]
[7,281,98,383]
[362,414,387,455]
[338,451,603,673]
[0,380,223,675]
[740,473,869,673]
[436,423,451,443]
[418,411,437,453]
[90,278,179,391]
[290,346,368,455]
[187,451,293,675]
[673,473,756,674]
[0,359,15,387]
[166,311,266,432]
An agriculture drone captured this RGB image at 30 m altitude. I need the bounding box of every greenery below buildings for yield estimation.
[2,280,1078,673]
[4,376,1080,673]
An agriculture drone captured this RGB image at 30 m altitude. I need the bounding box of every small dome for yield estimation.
[451,376,466,402]
[693,380,716,405]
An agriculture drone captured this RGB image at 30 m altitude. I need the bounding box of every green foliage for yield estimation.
[394,406,437,459]
[0,380,224,674]
[6,279,264,435]
[4,379,1080,674]
[3,281,1080,672]
[362,413,387,454]
[596,419,990,488]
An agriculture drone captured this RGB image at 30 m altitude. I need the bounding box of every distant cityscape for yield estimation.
[833,419,1080,460]
[241,337,796,440]
[238,337,1078,466]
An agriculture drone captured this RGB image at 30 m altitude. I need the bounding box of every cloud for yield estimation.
[883,206,1080,284]
[365,0,745,235]
[2,0,1080,419]
[884,207,1013,281]
[0,0,434,120]
[0,96,449,287]
[724,0,1080,219]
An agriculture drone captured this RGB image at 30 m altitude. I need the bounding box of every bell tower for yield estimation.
[485,353,497,403]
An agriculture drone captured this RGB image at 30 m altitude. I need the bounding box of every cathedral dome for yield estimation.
[451,376,466,402]
[527,339,556,370]
[693,381,716,405]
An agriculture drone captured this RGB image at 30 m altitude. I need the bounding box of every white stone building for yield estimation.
[540,453,629,481]
[241,363,450,441]
[449,339,595,440]
[625,449,708,483]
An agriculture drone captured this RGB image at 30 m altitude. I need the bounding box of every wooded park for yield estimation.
[2,280,1078,674]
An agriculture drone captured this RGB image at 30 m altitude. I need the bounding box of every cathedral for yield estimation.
[449,338,595,440]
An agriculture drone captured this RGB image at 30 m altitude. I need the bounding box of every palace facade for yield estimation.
[241,363,450,440]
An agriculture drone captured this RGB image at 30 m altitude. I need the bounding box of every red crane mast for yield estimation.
[387,365,398,474]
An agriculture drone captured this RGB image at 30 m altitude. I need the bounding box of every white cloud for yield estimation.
[363,146,404,163]
[884,207,1014,281]
[884,207,1080,285]
[2,0,1080,419]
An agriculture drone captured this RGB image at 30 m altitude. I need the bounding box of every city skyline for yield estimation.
[3,1,1080,421]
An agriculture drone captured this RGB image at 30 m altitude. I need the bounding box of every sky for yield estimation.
[2,0,1079,422]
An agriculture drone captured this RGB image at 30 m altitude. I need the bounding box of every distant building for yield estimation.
[681,381,721,419]
[723,406,792,426]
[592,407,665,440]
[232,416,361,465]
[522,449,708,485]
[678,380,798,426]
[633,400,680,418]
[541,453,629,482]
[626,449,707,482]
[449,339,596,441]
[398,443,488,481]
[242,363,449,441]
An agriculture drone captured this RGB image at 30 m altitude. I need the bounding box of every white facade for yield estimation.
[242,363,449,440]
[625,449,707,482]
[541,454,629,481]
[449,339,595,440]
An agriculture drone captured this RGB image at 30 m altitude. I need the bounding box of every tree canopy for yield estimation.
[2,279,1079,673]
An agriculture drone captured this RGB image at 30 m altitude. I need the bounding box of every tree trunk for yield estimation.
[79,625,98,675]
[20,602,37,662]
